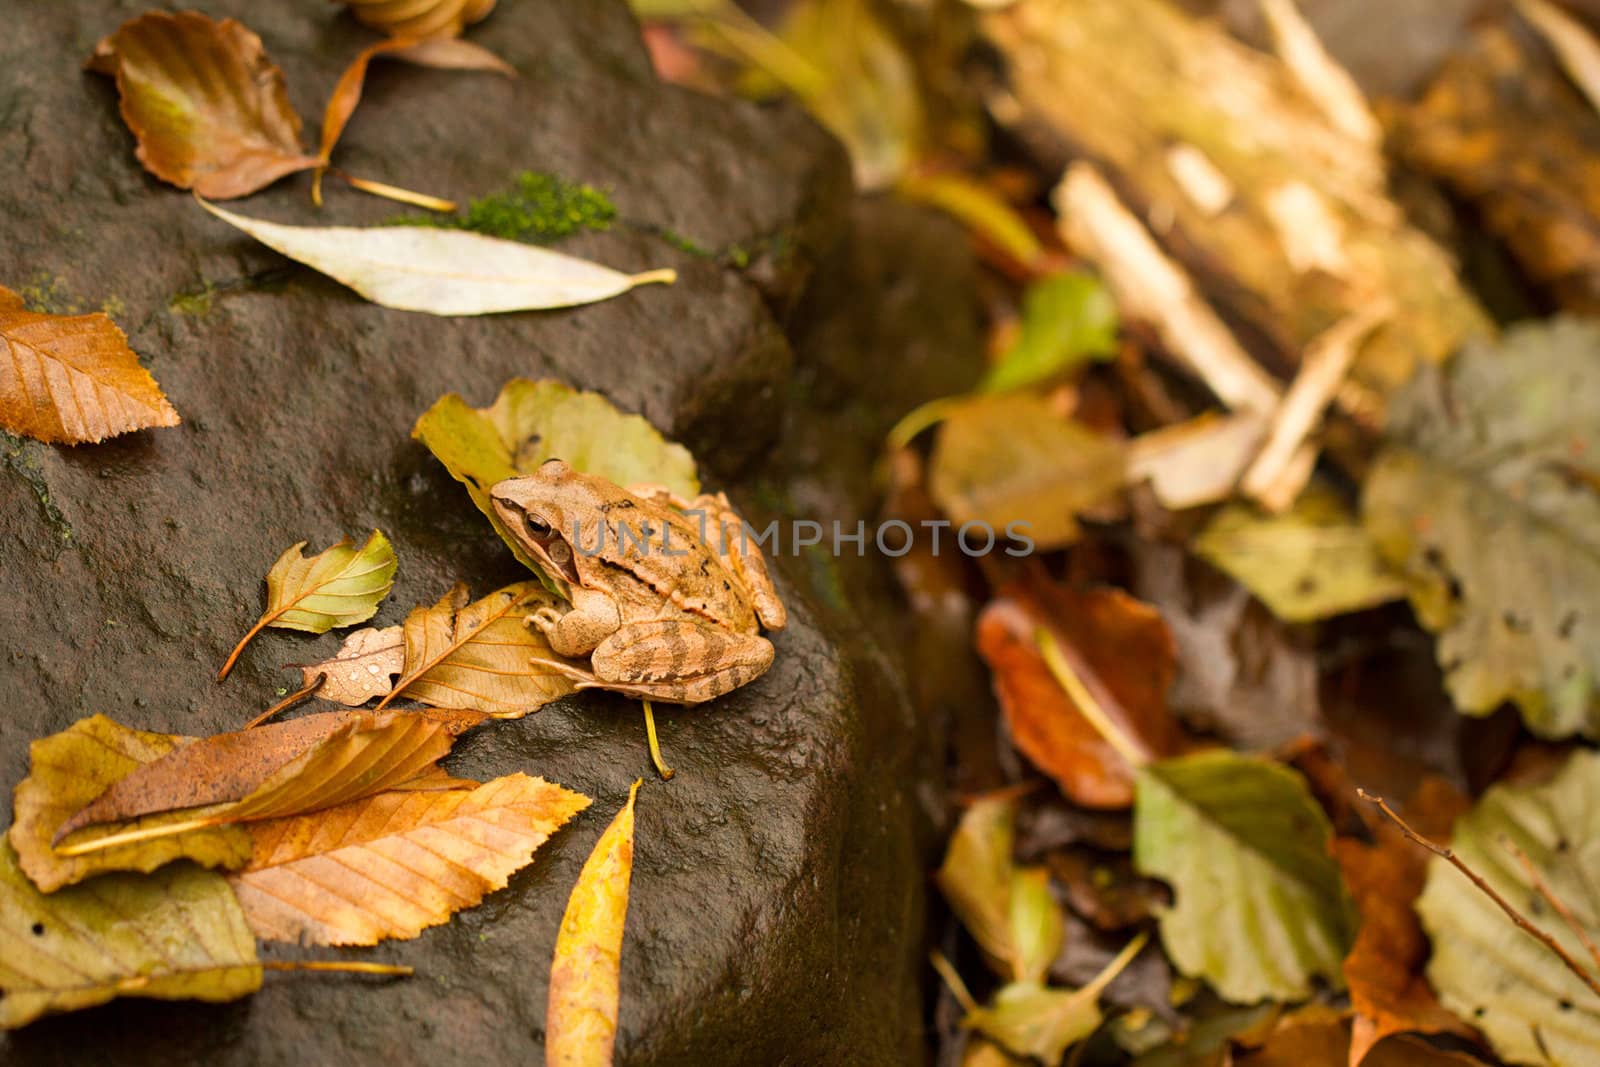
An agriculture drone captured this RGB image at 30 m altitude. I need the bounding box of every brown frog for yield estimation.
[489,459,786,705]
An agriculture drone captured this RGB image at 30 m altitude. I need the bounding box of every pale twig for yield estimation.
[263,960,413,977]
[243,673,324,730]
[1502,835,1600,977]
[642,700,675,781]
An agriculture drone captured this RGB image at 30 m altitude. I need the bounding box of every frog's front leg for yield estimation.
[584,620,775,705]
[526,585,621,658]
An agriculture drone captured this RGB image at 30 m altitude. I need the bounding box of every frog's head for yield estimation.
[489,459,587,582]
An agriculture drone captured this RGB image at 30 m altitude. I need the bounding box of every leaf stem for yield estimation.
[642,701,675,781]
[244,674,324,730]
[1359,789,1600,1000]
[929,949,979,1015]
[263,960,414,977]
[331,170,457,213]
[628,268,679,288]
[54,816,221,857]
[218,615,271,681]
[1083,929,1149,1000]
[1036,629,1149,770]
[1502,834,1600,977]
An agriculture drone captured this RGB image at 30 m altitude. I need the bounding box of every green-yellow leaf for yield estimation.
[936,795,1019,973]
[547,780,640,1066]
[8,715,251,892]
[1008,866,1064,987]
[412,379,699,576]
[219,530,397,680]
[198,199,675,315]
[1417,749,1600,1066]
[0,839,260,1029]
[1194,486,1407,623]
[981,272,1119,394]
[1363,319,1600,738]
[1134,750,1355,1003]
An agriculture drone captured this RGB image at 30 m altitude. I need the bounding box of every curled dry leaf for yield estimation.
[8,715,250,892]
[219,530,398,680]
[347,0,497,39]
[1244,1006,1491,1067]
[198,199,677,316]
[0,840,260,1029]
[87,11,320,198]
[301,625,405,706]
[0,284,179,445]
[412,378,699,576]
[378,582,577,717]
[231,772,589,946]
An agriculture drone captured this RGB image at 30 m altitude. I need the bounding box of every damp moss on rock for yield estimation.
[395,171,617,244]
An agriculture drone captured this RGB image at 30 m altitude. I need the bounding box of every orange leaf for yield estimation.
[547,780,640,1066]
[88,12,320,198]
[1243,1005,1489,1067]
[346,0,498,40]
[976,578,1179,808]
[231,772,589,946]
[0,284,179,444]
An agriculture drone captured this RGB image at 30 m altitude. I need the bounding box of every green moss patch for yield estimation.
[395,171,617,244]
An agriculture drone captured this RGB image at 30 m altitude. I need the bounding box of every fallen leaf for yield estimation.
[87,11,320,198]
[1195,487,1407,624]
[936,794,1019,973]
[929,392,1126,550]
[53,709,464,853]
[1008,866,1066,986]
[346,0,497,39]
[219,530,397,680]
[981,272,1118,393]
[1135,750,1356,1003]
[1050,911,1177,1023]
[1417,748,1600,1066]
[895,172,1049,277]
[197,199,676,316]
[412,378,699,575]
[300,625,405,706]
[1334,779,1475,1066]
[8,715,250,892]
[378,582,576,717]
[1130,1000,1282,1067]
[1362,318,1600,738]
[977,578,1179,809]
[547,779,641,1066]
[231,772,589,946]
[1241,1007,1490,1067]
[0,283,179,445]
[0,840,260,1029]
[1045,848,1168,932]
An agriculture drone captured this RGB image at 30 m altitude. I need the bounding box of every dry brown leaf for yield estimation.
[975,576,1181,809]
[0,284,179,445]
[299,625,405,706]
[377,582,578,718]
[88,11,320,198]
[8,715,250,893]
[1241,1005,1490,1067]
[347,0,497,39]
[547,780,639,1066]
[231,772,589,946]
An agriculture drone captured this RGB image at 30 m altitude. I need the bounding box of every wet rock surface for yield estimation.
[0,1,974,1062]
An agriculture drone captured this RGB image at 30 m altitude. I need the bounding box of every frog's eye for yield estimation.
[525,515,553,538]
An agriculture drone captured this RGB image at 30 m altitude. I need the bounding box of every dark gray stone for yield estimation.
[0,1,976,1062]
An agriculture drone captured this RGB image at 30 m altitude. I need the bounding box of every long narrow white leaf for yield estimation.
[197,199,675,316]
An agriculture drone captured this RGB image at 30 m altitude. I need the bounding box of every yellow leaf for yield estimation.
[299,625,405,706]
[231,772,589,946]
[8,715,250,892]
[0,284,179,445]
[219,530,398,680]
[547,779,641,1066]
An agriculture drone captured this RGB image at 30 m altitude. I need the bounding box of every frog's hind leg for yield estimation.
[583,620,775,705]
[628,486,787,632]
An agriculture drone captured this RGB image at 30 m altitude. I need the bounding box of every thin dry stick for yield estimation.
[642,700,675,781]
[1503,835,1600,977]
[929,949,979,1016]
[1359,789,1600,1000]
[242,673,324,730]
[262,960,414,977]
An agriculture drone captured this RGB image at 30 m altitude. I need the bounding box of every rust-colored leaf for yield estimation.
[1333,779,1478,1066]
[52,709,477,854]
[346,0,497,39]
[299,625,405,706]
[976,577,1180,809]
[231,772,589,946]
[1242,1005,1490,1067]
[547,780,640,1066]
[88,11,321,198]
[0,284,179,445]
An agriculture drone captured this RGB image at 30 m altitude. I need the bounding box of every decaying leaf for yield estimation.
[1195,487,1406,624]
[87,11,320,198]
[547,780,640,1066]
[1363,319,1600,738]
[231,772,589,946]
[936,794,1020,973]
[412,378,699,574]
[0,284,179,445]
[1418,749,1600,1066]
[1135,751,1356,1003]
[976,579,1178,809]
[53,709,466,854]
[980,272,1118,394]
[219,530,397,680]
[378,582,577,717]
[300,625,406,706]
[347,0,497,39]
[0,840,260,1029]
[1244,1006,1491,1067]
[9,715,251,892]
[928,393,1126,550]
[198,199,676,316]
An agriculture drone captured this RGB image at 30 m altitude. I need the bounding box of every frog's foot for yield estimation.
[524,606,565,636]
[583,620,774,705]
